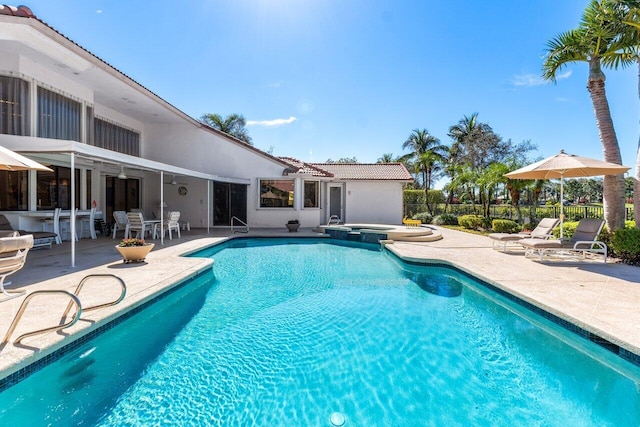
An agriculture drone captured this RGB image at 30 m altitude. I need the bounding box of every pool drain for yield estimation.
[329,412,346,426]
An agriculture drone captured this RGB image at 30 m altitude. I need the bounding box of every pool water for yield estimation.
[0,238,639,425]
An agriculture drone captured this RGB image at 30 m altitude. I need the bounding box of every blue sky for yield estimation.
[24,0,638,187]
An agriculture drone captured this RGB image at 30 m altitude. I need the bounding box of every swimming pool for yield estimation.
[0,237,638,425]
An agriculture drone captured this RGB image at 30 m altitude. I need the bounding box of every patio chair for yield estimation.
[0,234,33,302]
[125,212,155,239]
[488,218,560,252]
[79,207,97,239]
[112,211,128,239]
[160,211,181,240]
[519,218,607,263]
[43,208,77,243]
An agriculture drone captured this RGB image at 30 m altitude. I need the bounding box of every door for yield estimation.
[105,176,140,224]
[213,182,247,226]
[328,184,343,222]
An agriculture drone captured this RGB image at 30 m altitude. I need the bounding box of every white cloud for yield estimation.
[511,73,546,87]
[96,9,103,14]
[247,116,297,127]
[511,69,572,87]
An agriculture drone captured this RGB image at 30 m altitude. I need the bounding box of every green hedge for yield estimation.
[433,213,458,226]
[611,227,640,264]
[492,219,519,233]
[413,212,433,224]
[458,215,483,230]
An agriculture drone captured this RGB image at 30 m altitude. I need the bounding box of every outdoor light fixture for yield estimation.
[117,166,127,180]
[170,175,177,185]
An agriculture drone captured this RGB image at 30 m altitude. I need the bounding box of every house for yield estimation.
[0,5,411,238]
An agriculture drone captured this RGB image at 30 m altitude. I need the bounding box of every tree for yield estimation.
[377,153,396,163]
[325,157,358,163]
[616,0,640,226]
[401,129,448,214]
[200,113,253,145]
[401,129,447,189]
[543,0,629,231]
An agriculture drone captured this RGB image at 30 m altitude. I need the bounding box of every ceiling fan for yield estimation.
[164,175,188,186]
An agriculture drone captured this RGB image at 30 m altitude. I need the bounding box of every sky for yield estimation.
[22,0,639,188]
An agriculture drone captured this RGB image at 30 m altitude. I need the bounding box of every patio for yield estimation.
[0,226,639,380]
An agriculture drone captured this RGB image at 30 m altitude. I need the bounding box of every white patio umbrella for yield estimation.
[504,150,629,237]
[0,144,52,171]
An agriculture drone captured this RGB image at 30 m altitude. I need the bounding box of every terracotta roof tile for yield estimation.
[0,5,34,17]
[310,163,413,181]
[278,157,333,177]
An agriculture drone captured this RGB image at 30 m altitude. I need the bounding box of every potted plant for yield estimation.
[115,237,154,263]
[286,219,300,232]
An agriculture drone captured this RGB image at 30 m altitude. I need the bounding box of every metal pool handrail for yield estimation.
[2,290,82,346]
[62,274,127,320]
[231,216,249,233]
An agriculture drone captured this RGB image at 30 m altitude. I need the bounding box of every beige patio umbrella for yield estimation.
[504,150,629,237]
[0,144,52,171]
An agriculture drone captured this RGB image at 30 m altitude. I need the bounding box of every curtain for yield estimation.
[37,86,81,141]
[0,75,29,136]
[94,118,140,156]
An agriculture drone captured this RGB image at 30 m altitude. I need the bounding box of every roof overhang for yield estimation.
[0,136,250,184]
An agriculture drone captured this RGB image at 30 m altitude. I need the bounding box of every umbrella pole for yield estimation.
[560,175,564,239]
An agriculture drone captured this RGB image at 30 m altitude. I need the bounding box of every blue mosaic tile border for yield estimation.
[394,255,640,368]
[0,270,209,392]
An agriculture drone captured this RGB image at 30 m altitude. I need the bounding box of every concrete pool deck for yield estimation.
[0,225,639,381]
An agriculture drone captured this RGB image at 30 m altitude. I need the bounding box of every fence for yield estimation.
[404,203,635,222]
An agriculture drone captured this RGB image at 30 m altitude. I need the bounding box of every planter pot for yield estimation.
[286,223,300,232]
[115,243,155,263]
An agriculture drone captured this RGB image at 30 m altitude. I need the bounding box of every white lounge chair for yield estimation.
[519,218,607,263]
[0,234,33,302]
[488,218,560,252]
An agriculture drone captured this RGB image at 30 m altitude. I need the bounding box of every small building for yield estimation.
[0,5,411,235]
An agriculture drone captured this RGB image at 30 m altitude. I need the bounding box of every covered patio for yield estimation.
[0,138,250,266]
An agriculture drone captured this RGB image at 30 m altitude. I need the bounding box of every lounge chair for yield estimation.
[0,214,56,249]
[519,218,607,263]
[488,218,560,252]
[403,217,422,228]
[0,234,33,301]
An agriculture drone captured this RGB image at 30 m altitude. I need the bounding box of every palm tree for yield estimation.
[616,0,640,226]
[543,0,630,231]
[401,129,447,189]
[377,153,396,163]
[401,129,447,214]
[200,113,253,145]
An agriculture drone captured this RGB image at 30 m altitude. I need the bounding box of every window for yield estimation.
[36,166,89,210]
[259,179,294,208]
[0,170,28,211]
[94,117,140,156]
[37,87,81,141]
[304,181,319,208]
[0,75,29,136]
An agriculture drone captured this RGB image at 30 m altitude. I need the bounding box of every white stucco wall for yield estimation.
[344,181,404,224]
[144,125,327,228]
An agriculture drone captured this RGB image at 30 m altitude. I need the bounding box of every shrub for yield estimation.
[433,213,458,226]
[492,219,519,233]
[413,212,432,224]
[458,214,483,230]
[611,228,640,264]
